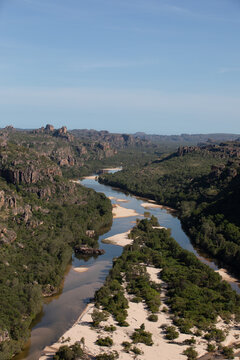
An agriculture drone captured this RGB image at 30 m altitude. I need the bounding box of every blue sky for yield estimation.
[0,0,240,134]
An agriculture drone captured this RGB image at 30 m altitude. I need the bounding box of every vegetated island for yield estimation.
[41,217,240,360]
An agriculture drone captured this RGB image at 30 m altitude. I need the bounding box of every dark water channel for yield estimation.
[14,173,240,360]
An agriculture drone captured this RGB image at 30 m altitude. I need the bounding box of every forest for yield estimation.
[99,142,240,276]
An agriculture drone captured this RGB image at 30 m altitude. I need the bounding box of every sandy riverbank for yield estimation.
[73,267,89,273]
[102,167,122,172]
[102,230,132,247]
[112,204,140,218]
[215,268,240,284]
[39,265,240,360]
[38,267,206,360]
[83,175,98,180]
[109,196,129,203]
[141,202,175,212]
[153,225,168,230]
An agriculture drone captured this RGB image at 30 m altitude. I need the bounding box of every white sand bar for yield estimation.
[112,204,140,218]
[70,180,80,184]
[141,202,163,209]
[103,231,132,247]
[153,226,167,230]
[141,202,175,212]
[73,267,89,273]
[83,175,98,180]
[215,268,240,284]
[108,196,129,203]
[102,167,122,171]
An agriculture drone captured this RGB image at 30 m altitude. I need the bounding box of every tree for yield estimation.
[91,309,109,327]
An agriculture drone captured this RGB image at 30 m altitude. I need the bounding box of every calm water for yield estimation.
[14,174,240,360]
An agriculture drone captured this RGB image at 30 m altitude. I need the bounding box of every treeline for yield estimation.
[99,143,240,276]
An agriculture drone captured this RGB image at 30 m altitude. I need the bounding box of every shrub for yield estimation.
[132,346,142,355]
[95,351,119,360]
[204,328,226,343]
[194,329,202,337]
[131,324,153,346]
[104,325,116,332]
[183,337,196,345]
[183,346,198,360]
[222,346,234,359]
[131,296,142,303]
[207,343,216,352]
[91,309,109,327]
[165,326,179,341]
[147,314,158,322]
[53,343,84,360]
[122,341,131,352]
[96,337,113,347]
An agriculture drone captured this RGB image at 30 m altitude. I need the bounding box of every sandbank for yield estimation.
[73,267,89,273]
[102,230,132,247]
[141,202,175,212]
[215,268,240,284]
[83,175,98,180]
[108,196,129,203]
[112,204,140,218]
[153,226,167,230]
[102,167,122,172]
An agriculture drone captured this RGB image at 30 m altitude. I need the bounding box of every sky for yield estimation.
[0,0,240,134]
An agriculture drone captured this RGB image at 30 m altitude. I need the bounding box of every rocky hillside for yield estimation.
[0,125,150,179]
[71,128,149,148]
[0,140,113,359]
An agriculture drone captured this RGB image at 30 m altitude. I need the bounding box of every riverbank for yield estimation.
[216,268,240,284]
[141,202,175,212]
[40,264,240,360]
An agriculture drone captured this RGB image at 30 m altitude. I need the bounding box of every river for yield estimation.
[14,172,240,360]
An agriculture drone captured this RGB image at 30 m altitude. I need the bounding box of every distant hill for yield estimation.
[133,132,240,145]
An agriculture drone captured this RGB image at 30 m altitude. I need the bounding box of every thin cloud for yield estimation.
[113,0,240,23]
[218,67,240,74]
[69,59,158,71]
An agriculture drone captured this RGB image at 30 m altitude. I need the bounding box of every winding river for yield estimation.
[14,172,240,360]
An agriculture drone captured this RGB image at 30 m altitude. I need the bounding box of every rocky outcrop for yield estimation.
[0,160,62,185]
[0,190,17,210]
[74,245,105,256]
[45,124,55,132]
[85,230,95,238]
[177,142,240,159]
[0,226,17,244]
[0,330,10,343]
[42,284,57,297]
